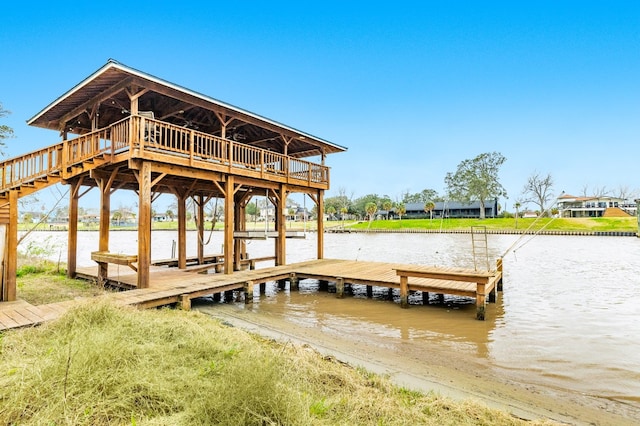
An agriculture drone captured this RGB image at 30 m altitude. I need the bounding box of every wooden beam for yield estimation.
[60,77,135,126]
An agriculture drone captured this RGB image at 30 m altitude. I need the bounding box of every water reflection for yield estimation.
[232,278,500,361]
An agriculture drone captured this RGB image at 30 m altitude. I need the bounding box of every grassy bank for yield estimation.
[0,301,554,425]
[3,266,555,425]
[349,217,637,233]
[21,216,637,233]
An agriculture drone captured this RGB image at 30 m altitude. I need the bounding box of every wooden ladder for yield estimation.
[471,226,490,271]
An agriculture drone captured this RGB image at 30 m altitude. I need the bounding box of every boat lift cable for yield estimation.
[194,198,217,246]
[500,192,564,259]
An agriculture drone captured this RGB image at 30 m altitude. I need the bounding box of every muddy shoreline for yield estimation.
[197,302,640,426]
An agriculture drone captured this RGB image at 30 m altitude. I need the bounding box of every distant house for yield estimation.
[557,195,636,218]
[400,199,499,219]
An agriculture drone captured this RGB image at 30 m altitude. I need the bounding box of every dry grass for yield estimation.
[0,301,556,426]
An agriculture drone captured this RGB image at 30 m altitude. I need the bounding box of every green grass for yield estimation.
[350,217,637,232]
[0,301,554,425]
[20,216,637,234]
[16,256,109,305]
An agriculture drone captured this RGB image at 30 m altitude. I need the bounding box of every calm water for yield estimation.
[21,230,640,406]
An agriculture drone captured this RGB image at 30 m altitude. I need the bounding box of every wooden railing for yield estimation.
[0,115,329,196]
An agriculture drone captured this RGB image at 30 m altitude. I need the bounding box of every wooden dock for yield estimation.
[0,258,503,331]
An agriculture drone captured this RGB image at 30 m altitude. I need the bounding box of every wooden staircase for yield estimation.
[602,207,632,218]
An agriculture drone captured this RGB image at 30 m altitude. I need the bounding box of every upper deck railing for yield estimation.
[0,115,329,197]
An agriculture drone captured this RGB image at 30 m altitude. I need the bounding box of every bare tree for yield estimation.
[522,171,554,215]
[615,185,638,201]
[580,184,590,197]
[592,186,610,197]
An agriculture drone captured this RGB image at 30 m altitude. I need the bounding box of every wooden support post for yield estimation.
[319,280,328,292]
[496,257,504,291]
[97,177,111,284]
[224,176,234,274]
[224,290,234,302]
[234,192,248,271]
[177,194,187,269]
[488,287,496,303]
[0,224,6,301]
[438,293,445,303]
[260,282,266,293]
[137,161,152,288]
[399,275,409,308]
[213,292,221,302]
[317,189,324,259]
[476,283,486,320]
[180,294,191,310]
[4,191,18,301]
[276,184,287,265]
[422,291,430,304]
[244,281,254,304]
[289,273,299,291]
[197,194,205,265]
[366,285,373,298]
[387,287,394,299]
[336,277,345,299]
[67,180,80,278]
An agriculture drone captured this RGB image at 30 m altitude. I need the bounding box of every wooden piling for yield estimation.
[336,277,345,299]
[289,274,299,291]
[179,294,191,310]
[496,257,504,291]
[244,281,254,304]
[422,291,430,304]
[399,275,409,308]
[476,283,486,320]
[366,285,373,298]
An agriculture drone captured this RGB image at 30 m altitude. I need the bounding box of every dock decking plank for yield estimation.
[0,258,503,330]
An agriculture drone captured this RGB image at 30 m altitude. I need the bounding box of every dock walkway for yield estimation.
[0,259,503,331]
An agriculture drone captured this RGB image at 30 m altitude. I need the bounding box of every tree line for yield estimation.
[325,151,638,221]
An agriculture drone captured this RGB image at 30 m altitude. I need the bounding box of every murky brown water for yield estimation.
[23,230,640,409]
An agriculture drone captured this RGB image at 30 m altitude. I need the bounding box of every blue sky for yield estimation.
[1,1,638,212]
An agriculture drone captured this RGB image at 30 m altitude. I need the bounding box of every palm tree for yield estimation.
[382,200,392,220]
[514,202,521,229]
[396,203,406,220]
[365,202,377,228]
[288,208,296,228]
[340,206,348,227]
[424,201,435,221]
[326,205,337,220]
